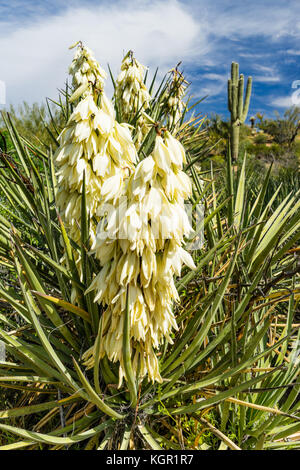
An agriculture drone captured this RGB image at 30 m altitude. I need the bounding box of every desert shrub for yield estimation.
[254,133,267,145]
[258,107,300,146]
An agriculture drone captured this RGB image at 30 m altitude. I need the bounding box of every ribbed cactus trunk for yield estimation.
[230,122,240,162]
[228,62,252,162]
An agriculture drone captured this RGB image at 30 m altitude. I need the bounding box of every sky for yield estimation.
[0,0,300,121]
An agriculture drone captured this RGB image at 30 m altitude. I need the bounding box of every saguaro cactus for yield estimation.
[228,62,252,161]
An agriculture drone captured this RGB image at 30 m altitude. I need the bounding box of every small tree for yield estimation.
[258,106,300,146]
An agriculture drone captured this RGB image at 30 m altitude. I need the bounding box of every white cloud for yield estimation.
[201,73,226,81]
[251,64,280,84]
[239,52,270,59]
[188,1,300,43]
[254,64,276,74]
[271,96,294,108]
[1,0,300,107]
[0,0,203,105]
[255,76,280,83]
[286,49,300,55]
[201,83,226,99]
[198,72,227,99]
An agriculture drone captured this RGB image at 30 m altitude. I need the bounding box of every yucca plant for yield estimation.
[0,49,299,450]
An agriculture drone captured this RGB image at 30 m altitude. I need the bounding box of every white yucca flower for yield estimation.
[84,130,195,385]
[55,44,137,251]
[68,42,107,99]
[165,67,188,130]
[115,51,151,148]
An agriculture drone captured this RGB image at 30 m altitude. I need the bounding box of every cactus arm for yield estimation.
[232,62,238,84]
[242,77,252,122]
[238,75,244,119]
[231,62,239,121]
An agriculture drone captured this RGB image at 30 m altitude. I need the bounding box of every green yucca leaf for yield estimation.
[138,424,161,450]
[32,292,91,323]
[14,263,82,392]
[1,112,30,178]
[12,236,79,350]
[0,156,36,214]
[119,425,132,450]
[148,67,158,95]
[93,317,104,395]
[234,154,246,230]
[107,63,116,90]
[0,420,112,446]
[248,162,273,221]
[72,357,125,419]
[167,369,293,415]
[177,231,235,292]
[245,185,283,264]
[0,396,78,419]
[164,240,240,376]
[0,375,63,383]
[0,328,66,382]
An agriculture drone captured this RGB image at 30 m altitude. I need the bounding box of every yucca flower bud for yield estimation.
[85,130,195,385]
[55,44,137,252]
[115,51,151,148]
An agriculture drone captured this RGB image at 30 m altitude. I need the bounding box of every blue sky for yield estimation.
[0,0,300,122]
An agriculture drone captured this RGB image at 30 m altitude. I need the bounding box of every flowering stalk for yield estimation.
[55,44,137,251]
[115,51,151,148]
[85,130,195,385]
[164,67,188,131]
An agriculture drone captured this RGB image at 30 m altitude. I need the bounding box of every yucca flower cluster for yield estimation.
[54,43,195,385]
[85,130,195,384]
[55,44,137,249]
[164,67,188,130]
[115,51,151,148]
[69,42,107,100]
